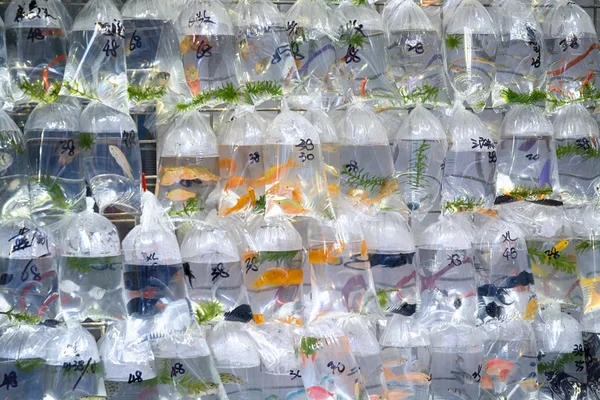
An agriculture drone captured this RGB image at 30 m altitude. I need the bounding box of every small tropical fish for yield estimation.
[447,388,471,400]
[189,166,220,182]
[484,359,515,376]
[584,288,600,313]
[451,369,476,385]
[538,159,552,187]
[308,244,343,264]
[252,268,302,289]
[522,296,538,320]
[224,176,247,192]
[306,385,335,400]
[0,152,13,174]
[161,168,184,186]
[518,378,538,392]
[224,188,256,216]
[255,57,271,75]
[182,262,196,287]
[253,313,265,324]
[109,145,134,181]
[285,389,306,400]
[165,188,196,202]
[369,253,415,268]
[323,163,339,177]
[219,373,244,384]
[498,368,512,383]
[275,199,309,215]
[390,302,417,316]
[274,315,304,326]
[342,275,367,308]
[480,375,493,390]
[383,368,431,385]
[456,355,465,368]
[42,53,67,90]
[250,159,300,186]
[224,304,253,323]
[485,302,504,319]
[361,240,368,257]
[382,357,407,368]
[219,158,237,173]
[385,390,412,400]
[327,183,340,195]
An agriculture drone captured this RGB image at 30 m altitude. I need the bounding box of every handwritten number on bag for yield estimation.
[525,154,540,161]
[21,259,40,282]
[129,30,142,51]
[171,363,185,377]
[407,42,424,54]
[128,370,143,384]
[103,39,120,57]
[27,28,44,43]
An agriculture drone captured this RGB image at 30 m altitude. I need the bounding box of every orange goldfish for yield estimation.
[480,375,494,390]
[161,168,184,186]
[361,240,368,257]
[274,315,304,326]
[383,368,430,385]
[253,313,265,324]
[522,297,539,321]
[328,183,340,195]
[584,289,600,313]
[250,159,300,186]
[275,199,309,215]
[308,247,341,264]
[498,368,512,383]
[267,183,303,203]
[224,188,256,216]
[252,268,303,289]
[179,167,198,180]
[224,176,247,192]
[165,188,196,202]
[519,378,539,392]
[189,166,220,182]
[385,390,412,400]
[484,359,515,376]
[219,158,237,173]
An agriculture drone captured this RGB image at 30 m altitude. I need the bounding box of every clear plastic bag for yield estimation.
[0,324,51,400]
[337,102,401,211]
[217,106,266,218]
[383,0,448,108]
[495,104,561,205]
[442,0,498,112]
[0,217,58,320]
[393,104,447,219]
[0,109,29,220]
[554,104,600,208]
[60,0,129,114]
[243,215,303,325]
[0,17,11,107]
[416,214,478,328]
[80,102,143,214]
[122,191,189,318]
[583,331,600,399]
[491,0,546,109]
[285,0,338,96]
[364,210,417,318]
[208,321,263,400]
[263,102,330,219]
[379,315,432,400]
[150,322,228,400]
[44,322,103,400]
[440,105,497,214]
[25,102,86,222]
[98,321,159,399]
[294,321,369,400]
[332,0,394,100]
[176,0,241,95]
[156,111,219,223]
[55,198,125,322]
[543,0,600,106]
[4,0,69,105]
[180,210,248,314]
[233,0,299,88]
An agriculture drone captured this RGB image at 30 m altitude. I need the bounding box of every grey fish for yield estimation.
[451,369,476,385]
[447,388,472,400]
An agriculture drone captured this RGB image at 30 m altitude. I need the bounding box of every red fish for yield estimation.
[306,386,335,400]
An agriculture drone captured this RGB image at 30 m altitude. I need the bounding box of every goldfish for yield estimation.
[43,53,67,91]
[189,166,220,182]
[250,159,299,186]
[498,368,512,383]
[255,57,271,75]
[306,386,335,400]
[584,289,600,313]
[109,145,134,181]
[224,176,247,192]
[252,268,303,289]
[323,163,339,177]
[519,378,539,392]
[522,297,539,321]
[484,359,515,376]
[327,183,340,195]
[224,188,256,216]
[267,183,303,203]
[383,368,430,385]
[361,240,368,257]
[165,188,196,202]
[253,313,265,324]
[219,158,237,173]
[382,357,407,368]
[385,390,412,400]
[274,315,304,326]
[480,375,494,390]
[161,168,184,186]
[275,199,309,215]
[308,244,342,265]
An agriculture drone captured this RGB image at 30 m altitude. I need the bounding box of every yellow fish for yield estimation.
[584,288,600,313]
[383,368,430,385]
[252,268,303,289]
[253,313,265,324]
[546,240,569,260]
[109,145,134,180]
[255,57,270,75]
[522,297,538,321]
[165,188,196,202]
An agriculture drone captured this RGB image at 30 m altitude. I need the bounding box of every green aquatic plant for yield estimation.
[556,142,600,160]
[253,195,266,214]
[194,300,225,325]
[243,81,283,105]
[15,358,44,373]
[66,256,119,274]
[177,375,219,396]
[128,85,167,102]
[445,34,462,51]
[0,307,40,325]
[17,79,61,103]
[397,84,439,106]
[297,337,323,356]
[527,247,577,275]
[256,250,300,265]
[176,81,283,112]
[501,88,548,105]
[341,167,388,193]
[537,352,583,374]
[79,133,95,151]
[0,133,25,155]
[168,197,204,218]
[576,240,600,253]
[507,184,553,201]
[547,82,600,110]
[408,140,431,190]
[376,288,398,309]
[32,174,71,209]
[442,196,485,213]
[62,80,101,102]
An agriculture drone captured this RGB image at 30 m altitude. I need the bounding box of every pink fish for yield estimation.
[306,386,336,400]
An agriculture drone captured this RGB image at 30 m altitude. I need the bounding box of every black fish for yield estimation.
[500,270,535,289]
[182,262,196,288]
[527,199,564,207]
[390,302,416,316]
[369,253,415,268]
[0,273,13,286]
[477,284,514,305]
[224,304,253,323]
[494,195,516,205]
[485,302,503,319]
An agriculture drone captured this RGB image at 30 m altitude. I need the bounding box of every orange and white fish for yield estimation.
[250,159,300,186]
[267,182,303,204]
[252,268,303,289]
[327,183,340,195]
[109,145,134,180]
[480,375,494,390]
[584,288,600,313]
[165,188,196,202]
[519,378,539,392]
[223,188,256,216]
[253,313,265,324]
[308,245,342,265]
[484,359,515,376]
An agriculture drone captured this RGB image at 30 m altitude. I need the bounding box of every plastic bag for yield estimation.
[583,331,600,399]
[337,102,401,211]
[176,0,241,95]
[80,102,143,214]
[554,104,600,208]
[243,215,303,325]
[285,0,338,95]
[491,0,546,109]
[151,322,228,399]
[156,111,219,223]
[379,315,432,399]
[98,321,159,399]
[575,204,600,333]
[0,324,51,400]
[0,108,29,219]
[307,207,382,323]
[263,101,330,219]
[233,0,299,88]
[543,0,600,106]
[0,216,57,320]
[393,104,447,219]
[4,0,69,105]
[416,214,478,328]
[25,102,86,222]
[217,106,266,218]
[383,0,448,108]
[55,198,125,322]
[495,104,561,205]
[294,321,369,400]
[332,0,394,100]
[180,210,248,314]
[364,210,417,318]
[208,321,263,399]
[442,0,497,112]
[0,17,11,107]
[440,105,497,214]
[44,322,103,399]
[122,191,189,318]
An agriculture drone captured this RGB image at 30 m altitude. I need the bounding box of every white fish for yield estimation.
[0,152,13,174]
[60,279,80,294]
[108,145,134,181]
[89,287,106,300]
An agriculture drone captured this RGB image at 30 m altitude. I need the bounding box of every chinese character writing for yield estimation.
[471,137,495,150]
[188,10,215,28]
[96,19,125,38]
[9,227,32,253]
